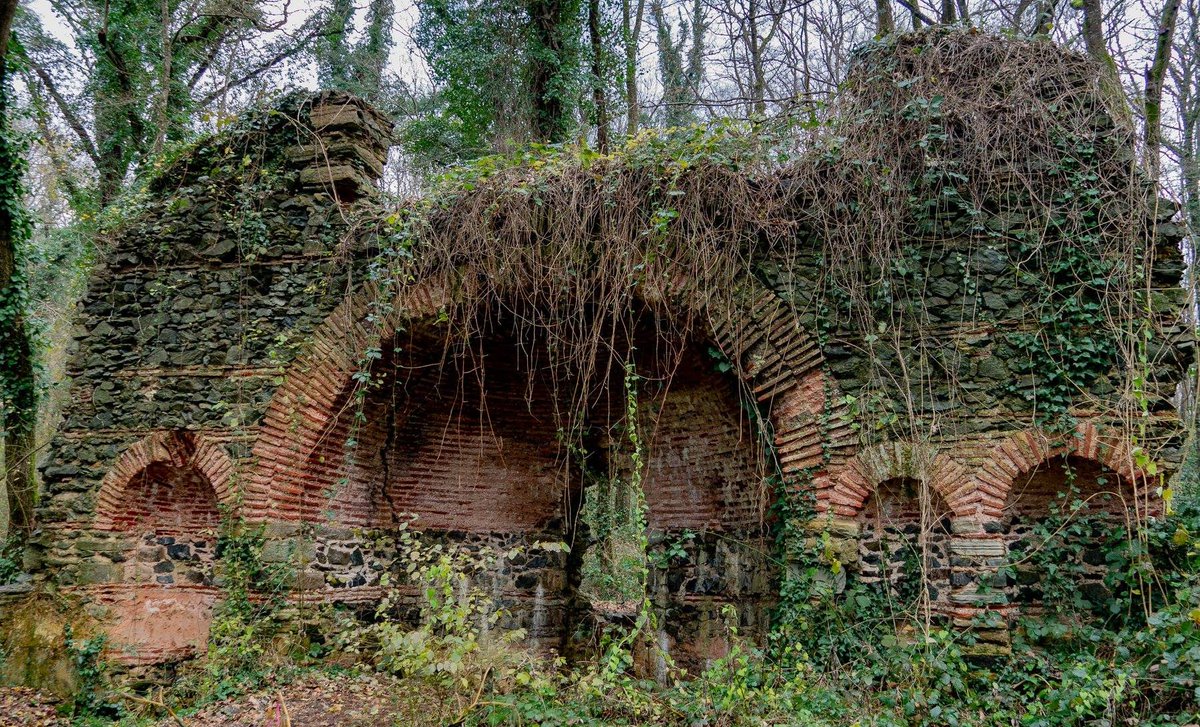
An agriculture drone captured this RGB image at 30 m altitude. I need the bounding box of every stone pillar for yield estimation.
[948,517,1010,654]
[288,91,393,202]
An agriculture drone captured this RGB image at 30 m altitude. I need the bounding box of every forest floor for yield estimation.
[0,687,63,726]
[150,671,455,727]
[0,673,436,727]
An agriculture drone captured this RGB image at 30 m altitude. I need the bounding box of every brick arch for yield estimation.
[973,421,1142,521]
[93,430,236,531]
[243,276,848,523]
[243,280,452,521]
[819,441,972,519]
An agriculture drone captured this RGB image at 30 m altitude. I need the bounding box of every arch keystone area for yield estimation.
[819,441,970,519]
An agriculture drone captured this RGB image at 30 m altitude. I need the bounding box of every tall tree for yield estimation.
[875,0,895,34]
[0,0,37,538]
[411,0,534,161]
[940,0,957,23]
[1079,0,1129,121]
[621,0,645,133]
[709,0,790,117]
[1032,0,1059,36]
[528,0,582,142]
[1144,0,1181,179]
[588,0,610,150]
[316,0,355,92]
[652,0,704,126]
[1171,0,1200,286]
[20,0,324,209]
[1161,0,1200,432]
[315,0,396,103]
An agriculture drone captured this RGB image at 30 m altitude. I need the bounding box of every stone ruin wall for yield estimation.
[7,85,1191,674]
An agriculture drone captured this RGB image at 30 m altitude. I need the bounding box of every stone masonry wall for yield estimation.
[28,91,392,663]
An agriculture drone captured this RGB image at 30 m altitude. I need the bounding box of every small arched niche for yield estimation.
[93,431,230,587]
[114,462,222,536]
[1001,454,1144,615]
[855,476,953,617]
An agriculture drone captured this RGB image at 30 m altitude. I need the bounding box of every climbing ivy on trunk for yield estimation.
[0,20,37,538]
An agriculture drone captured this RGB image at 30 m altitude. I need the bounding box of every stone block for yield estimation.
[295,570,327,591]
[260,539,297,564]
[262,522,303,539]
[951,519,984,535]
[804,517,859,538]
[76,537,128,556]
[950,539,1004,557]
[76,562,123,585]
[949,588,1007,605]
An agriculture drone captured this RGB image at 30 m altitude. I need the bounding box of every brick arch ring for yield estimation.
[817,441,973,520]
[971,420,1147,521]
[241,275,857,523]
[93,430,237,531]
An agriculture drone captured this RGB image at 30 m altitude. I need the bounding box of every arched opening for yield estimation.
[583,314,777,674]
[305,324,570,532]
[112,462,222,536]
[1001,455,1143,616]
[247,286,830,665]
[639,349,771,535]
[294,318,578,645]
[855,476,953,619]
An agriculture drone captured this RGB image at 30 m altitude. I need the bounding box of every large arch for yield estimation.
[245,278,851,525]
[243,279,453,521]
[241,274,849,658]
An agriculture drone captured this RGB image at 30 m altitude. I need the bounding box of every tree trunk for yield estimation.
[0,0,38,538]
[748,0,765,116]
[1081,0,1106,57]
[95,6,147,207]
[359,0,395,102]
[1144,0,1181,179]
[1182,105,1200,434]
[529,0,571,143]
[1081,0,1129,123]
[876,0,895,35]
[622,0,645,134]
[685,0,703,98]
[152,0,172,157]
[589,0,609,151]
[940,0,956,23]
[1032,0,1057,36]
